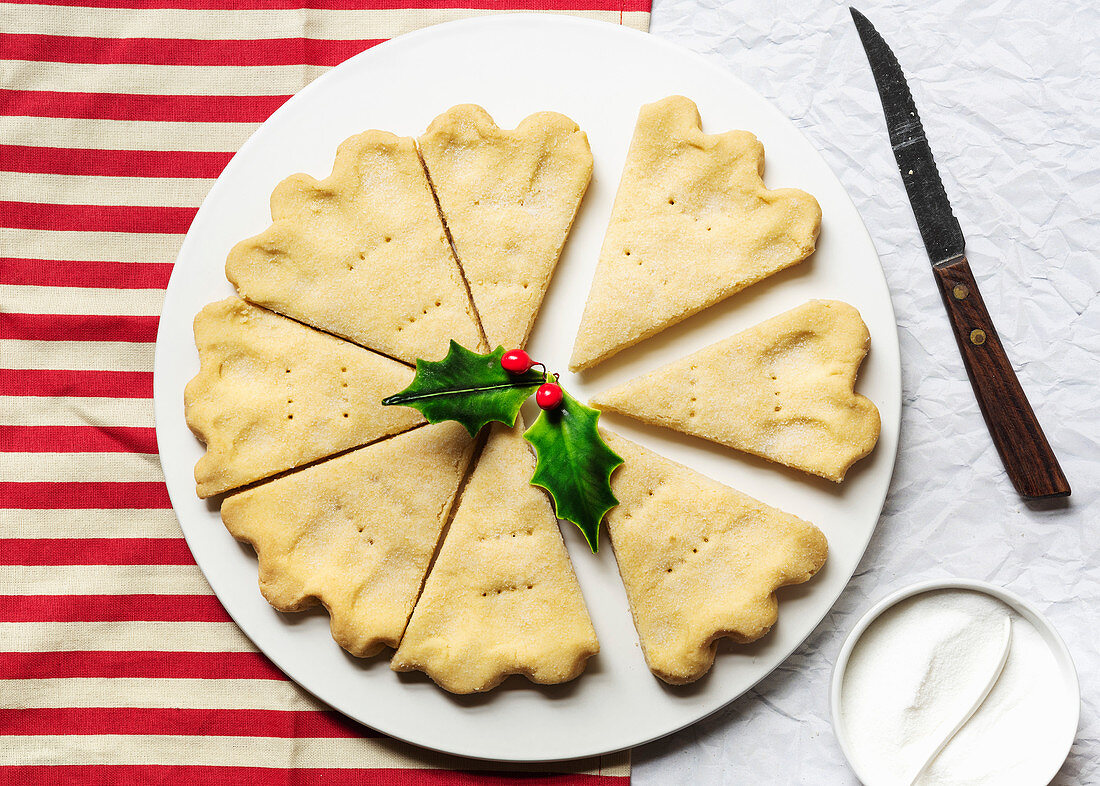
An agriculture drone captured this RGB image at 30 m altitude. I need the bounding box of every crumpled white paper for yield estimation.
[635,0,1099,783]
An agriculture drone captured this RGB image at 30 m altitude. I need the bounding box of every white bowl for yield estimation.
[829,578,1080,785]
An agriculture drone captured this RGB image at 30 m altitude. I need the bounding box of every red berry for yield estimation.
[501,349,533,374]
[536,382,563,410]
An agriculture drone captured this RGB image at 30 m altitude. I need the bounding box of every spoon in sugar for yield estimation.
[906,616,1014,786]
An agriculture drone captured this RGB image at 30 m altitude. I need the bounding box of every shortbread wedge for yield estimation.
[220,422,475,658]
[570,95,821,371]
[602,431,827,684]
[420,105,593,349]
[392,419,598,693]
[226,130,483,364]
[593,300,880,482]
[185,297,422,498]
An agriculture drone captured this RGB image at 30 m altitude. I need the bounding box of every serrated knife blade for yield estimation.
[850,7,1070,499]
[850,8,964,266]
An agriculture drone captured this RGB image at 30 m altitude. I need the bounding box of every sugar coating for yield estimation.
[185,297,422,498]
[219,422,475,657]
[420,105,593,350]
[391,419,599,693]
[593,300,880,482]
[225,130,483,364]
[570,95,821,371]
[601,430,827,684]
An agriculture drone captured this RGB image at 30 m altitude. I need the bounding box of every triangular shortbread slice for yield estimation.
[391,419,599,693]
[226,130,483,364]
[602,431,827,684]
[570,95,821,371]
[593,300,880,482]
[220,422,475,658]
[185,297,422,498]
[419,105,593,349]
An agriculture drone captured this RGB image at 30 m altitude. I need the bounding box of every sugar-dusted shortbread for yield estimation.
[593,300,880,482]
[226,130,483,364]
[602,431,827,684]
[570,95,821,371]
[220,422,475,657]
[420,105,593,350]
[185,297,422,498]
[391,420,598,693]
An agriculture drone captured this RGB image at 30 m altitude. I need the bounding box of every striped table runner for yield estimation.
[0,1,648,781]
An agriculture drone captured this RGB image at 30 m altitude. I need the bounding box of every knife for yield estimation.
[850,8,1070,499]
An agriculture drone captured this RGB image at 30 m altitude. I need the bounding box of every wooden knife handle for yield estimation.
[931,256,1070,498]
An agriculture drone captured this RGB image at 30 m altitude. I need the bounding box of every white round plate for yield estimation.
[154,14,901,762]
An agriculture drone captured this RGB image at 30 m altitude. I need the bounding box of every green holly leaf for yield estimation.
[382,341,543,436]
[524,391,624,553]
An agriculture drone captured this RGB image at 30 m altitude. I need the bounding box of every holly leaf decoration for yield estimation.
[382,341,543,436]
[524,391,623,553]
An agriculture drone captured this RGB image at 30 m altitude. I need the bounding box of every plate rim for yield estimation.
[153,12,902,763]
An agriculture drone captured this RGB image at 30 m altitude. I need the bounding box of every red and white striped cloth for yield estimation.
[0,1,647,781]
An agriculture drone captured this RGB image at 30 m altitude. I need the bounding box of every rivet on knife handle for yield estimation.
[932,256,1070,499]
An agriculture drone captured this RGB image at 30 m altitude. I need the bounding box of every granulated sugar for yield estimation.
[839,588,1072,785]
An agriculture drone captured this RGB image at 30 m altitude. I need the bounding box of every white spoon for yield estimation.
[906,615,1014,786]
